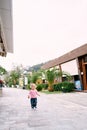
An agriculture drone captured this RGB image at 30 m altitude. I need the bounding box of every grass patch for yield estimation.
[41,90,62,94]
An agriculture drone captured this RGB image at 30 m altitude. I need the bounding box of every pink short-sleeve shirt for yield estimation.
[29,89,38,98]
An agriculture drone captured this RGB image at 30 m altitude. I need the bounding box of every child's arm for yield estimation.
[37,92,40,96]
[28,95,30,98]
[28,91,30,98]
[36,90,40,96]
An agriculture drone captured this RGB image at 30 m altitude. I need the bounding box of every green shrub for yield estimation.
[61,82,75,92]
[53,82,75,92]
[8,81,13,87]
[53,83,62,91]
[42,83,48,90]
[36,84,43,91]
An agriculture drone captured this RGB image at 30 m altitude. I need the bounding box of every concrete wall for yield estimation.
[61,59,78,76]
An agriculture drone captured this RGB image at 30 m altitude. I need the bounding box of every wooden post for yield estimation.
[76,58,83,90]
[82,59,87,90]
[59,64,62,82]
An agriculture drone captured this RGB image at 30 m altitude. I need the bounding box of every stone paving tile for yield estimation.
[0,88,87,130]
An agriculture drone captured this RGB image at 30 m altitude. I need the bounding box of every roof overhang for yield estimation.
[42,43,87,69]
[0,18,7,56]
[0,0,13,57]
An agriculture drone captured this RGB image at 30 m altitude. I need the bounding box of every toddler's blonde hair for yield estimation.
[30,83,37,89]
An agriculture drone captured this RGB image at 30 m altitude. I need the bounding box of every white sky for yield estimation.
[0,0,87,70]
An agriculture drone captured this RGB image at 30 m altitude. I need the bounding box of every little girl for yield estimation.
[28,83,40,109]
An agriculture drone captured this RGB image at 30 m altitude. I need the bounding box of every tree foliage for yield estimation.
[31,71,42,83]
[5,66,22,87]
[0,66,7,75]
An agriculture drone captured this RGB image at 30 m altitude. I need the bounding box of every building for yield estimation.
[0,0,13,56]
[42,44,87,90]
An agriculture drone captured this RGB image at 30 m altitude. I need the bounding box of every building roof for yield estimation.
[42,44,87,69]
[0,0,13,56]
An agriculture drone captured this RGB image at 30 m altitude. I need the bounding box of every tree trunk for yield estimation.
[48,86,54,92]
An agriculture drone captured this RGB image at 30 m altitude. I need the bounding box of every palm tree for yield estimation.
[8,66,22,87]
[62,71,72,82]
[45,68,72,92]
[55,68,72,82]
[31,71,42,84]
[46,69,56,91]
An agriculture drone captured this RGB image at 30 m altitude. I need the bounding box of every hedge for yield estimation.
[53,81,75,92]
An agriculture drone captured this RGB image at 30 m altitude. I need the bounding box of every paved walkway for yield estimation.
[0,87,87,130]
